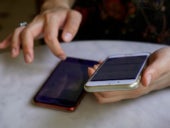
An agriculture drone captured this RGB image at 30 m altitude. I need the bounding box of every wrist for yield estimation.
[41,0,75,12]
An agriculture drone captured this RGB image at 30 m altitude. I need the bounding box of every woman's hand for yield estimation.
[88,47,170,103]
[0,5,82,63]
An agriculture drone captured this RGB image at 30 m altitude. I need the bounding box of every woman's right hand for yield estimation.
[0,3,82,63]
[88,47,170,103]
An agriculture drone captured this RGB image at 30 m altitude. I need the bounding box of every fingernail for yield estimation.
[145,74,152,86]
[59,54,66,60]
[25,53,32,63]
[64,33,72,42]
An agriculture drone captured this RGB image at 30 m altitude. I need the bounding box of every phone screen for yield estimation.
[91,55,148,81]
[34,57,98,110]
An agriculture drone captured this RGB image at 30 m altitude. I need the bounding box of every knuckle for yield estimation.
[68,27,77,35]
[23,47,31,54]
[69,10,82,24]
[43,12,56,21]
[44,34,55,44]
[21,28,30,38]
[71,10,82,19]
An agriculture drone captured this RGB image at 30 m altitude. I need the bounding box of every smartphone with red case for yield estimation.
[33,57,98,112]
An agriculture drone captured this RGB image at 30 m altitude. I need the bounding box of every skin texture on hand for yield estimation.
[0,1,82,63]
[88,47,170,103]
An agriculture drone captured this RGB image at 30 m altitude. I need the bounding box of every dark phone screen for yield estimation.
[34,57,98,107]
[91,55,148,81]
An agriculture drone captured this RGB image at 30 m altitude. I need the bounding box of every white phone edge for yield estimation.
[84,52,150,92]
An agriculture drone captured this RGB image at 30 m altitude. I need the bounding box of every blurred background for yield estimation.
[0,0,37,41]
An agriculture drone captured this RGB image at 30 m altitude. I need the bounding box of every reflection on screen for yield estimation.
[91,56,147,81]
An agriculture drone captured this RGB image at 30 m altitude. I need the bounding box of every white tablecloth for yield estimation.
[0,40,170,128]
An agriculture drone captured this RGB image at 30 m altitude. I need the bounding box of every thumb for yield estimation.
[141,64,156,87]
[141,52,170,86]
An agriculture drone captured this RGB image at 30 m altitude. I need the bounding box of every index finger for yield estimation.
[43,14,66,59]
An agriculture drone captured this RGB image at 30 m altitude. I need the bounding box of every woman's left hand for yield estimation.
[88,47,170,103]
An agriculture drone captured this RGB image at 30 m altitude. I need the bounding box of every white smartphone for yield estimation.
[84,53,150,92]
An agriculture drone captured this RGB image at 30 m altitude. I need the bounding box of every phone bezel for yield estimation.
[33,57,98,111]
[85,53,150,92]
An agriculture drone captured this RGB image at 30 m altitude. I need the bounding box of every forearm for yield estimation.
[41,0,76,11]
